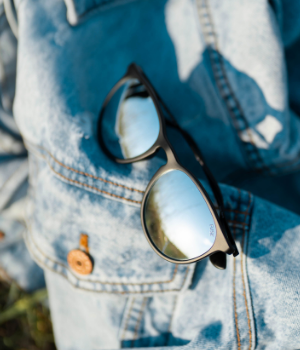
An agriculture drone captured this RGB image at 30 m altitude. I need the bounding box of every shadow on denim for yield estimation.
[122,332,190,348]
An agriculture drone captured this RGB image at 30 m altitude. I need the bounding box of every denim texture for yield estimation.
[0,4,45,291]
[0,0,300,348]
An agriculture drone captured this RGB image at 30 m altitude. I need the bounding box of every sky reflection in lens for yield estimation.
[145,170,216,260]
[101,79,160,159]
[116,95,160,158]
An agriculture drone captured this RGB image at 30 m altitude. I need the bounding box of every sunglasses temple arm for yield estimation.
[178,126,238,256]
[157,98,238,256]
[155,95,225,206]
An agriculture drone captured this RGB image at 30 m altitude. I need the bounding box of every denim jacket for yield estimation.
[1,0,300,348]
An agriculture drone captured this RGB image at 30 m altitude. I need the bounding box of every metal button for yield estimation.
[67,249,93,275]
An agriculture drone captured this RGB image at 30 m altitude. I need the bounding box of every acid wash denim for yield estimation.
[0,2,44,291]
[1,0,300,348]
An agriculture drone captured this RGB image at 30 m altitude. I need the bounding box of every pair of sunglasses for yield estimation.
[97,63,238,269]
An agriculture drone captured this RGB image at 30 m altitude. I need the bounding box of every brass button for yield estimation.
[0,231,5,241]
[67,249,93,275]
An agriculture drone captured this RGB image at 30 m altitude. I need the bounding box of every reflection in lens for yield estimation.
[101,79,160,159]
[145,170,216,260]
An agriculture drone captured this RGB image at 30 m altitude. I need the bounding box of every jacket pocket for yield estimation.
[25,147,195,296]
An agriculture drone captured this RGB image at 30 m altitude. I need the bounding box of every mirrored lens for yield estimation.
[101,79,160,159]
[144,170,216,261]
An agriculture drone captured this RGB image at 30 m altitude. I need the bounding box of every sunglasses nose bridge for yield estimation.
[160,137,178,167]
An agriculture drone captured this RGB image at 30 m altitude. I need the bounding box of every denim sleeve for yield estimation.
[0,5,44,291]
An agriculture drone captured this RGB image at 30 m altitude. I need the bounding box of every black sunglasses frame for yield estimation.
[97,63,238,269]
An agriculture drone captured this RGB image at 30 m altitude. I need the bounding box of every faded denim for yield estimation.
[1,0,300,348]
[0,3,44,291]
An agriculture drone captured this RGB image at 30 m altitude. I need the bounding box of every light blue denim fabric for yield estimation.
[1,0,300,348]
[0,3,44,291]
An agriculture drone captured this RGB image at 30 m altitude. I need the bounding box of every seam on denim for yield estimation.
[27,221,180,286]
[233,242,241,350]
[216,206,251,217]
[29,147,250,218]
[225,209,250,216]
[26,153,185,287]
[233,189,241,350]
[131,297,148,346]
[28,144,140,206]
[24,140,145,194]
[228,221,249,227]
[240,192,254,350]
[167,295,178,333]
[196,0,271,175]
[48,150,144,194]
[26,157,251,296]
[48,162,142,204]
[121,298,135,342]
[245,202,256,350]
[27,144,142,207]
[241,229,252,350]
[244,194,252,218]
[26,161,248,291]
[25,233,191,294]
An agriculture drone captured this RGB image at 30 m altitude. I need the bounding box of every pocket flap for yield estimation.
[25,151,195,296]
